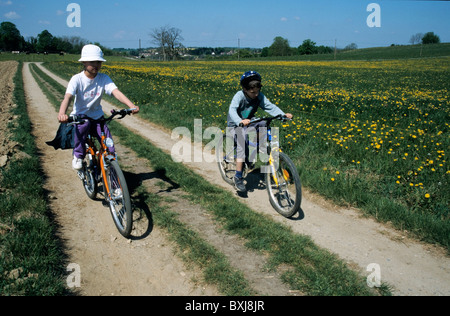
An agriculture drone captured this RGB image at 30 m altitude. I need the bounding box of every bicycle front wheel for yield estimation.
[82,155,98,200]
[265,152,302,218]
[105,160,132,237]
[217,134,237,185]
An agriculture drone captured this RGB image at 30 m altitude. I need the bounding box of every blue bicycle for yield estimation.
[217,115,302,218]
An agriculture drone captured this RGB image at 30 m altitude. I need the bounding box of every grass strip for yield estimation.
[139,188,254,296]
[30,63,254,296]
[0,62,69,296]
[110,120,391,296]
[33,62,391,295]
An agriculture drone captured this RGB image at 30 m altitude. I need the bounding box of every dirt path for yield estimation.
[22,62,222,296]
[0,61,18,169]
[27,62,450,295]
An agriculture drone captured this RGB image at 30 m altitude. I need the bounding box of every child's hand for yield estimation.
[285,113,293,120]
[240,119,251,126]
[58,114,69,123]
[131,106,140,114]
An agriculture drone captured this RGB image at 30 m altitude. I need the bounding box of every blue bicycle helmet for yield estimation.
[240,71,262,88]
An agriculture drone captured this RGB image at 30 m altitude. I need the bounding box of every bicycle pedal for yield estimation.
[246,163,255,170]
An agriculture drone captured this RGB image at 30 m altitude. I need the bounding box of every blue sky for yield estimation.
[1,0,449,49]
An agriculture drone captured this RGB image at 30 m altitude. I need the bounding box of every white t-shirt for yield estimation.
[66,72,118,119]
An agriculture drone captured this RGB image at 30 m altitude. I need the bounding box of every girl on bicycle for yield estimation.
[227,71,293,192]
[57,44,139,170]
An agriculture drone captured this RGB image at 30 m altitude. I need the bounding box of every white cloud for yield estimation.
[281,17,288,22]
[114,30,127,39]
[0,1,13,6]
[56,10,65,16]
[4,11,20,19]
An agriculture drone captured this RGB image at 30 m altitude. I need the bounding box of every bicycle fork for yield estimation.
[99,132,122,202]
[268,150,290,188]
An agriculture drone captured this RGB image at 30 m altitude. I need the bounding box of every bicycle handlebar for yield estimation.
[238,114,291,127]
[68,108,136,125]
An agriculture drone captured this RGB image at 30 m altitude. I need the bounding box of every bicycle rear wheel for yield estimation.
[105,160,132,237]
[265,152,302,218]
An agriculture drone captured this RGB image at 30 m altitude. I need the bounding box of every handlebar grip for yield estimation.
[111,108,136,116]
[67,116,86,124]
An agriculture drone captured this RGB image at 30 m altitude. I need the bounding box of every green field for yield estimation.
[1,44,448,295]
[43,45,449,249]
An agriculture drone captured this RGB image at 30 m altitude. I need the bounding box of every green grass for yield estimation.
[0,62,69,296]
[110,120,389,296]
[1,36,446,297]
[44,45,450,250]
[29,63,255,296]
[259,43,450,61]
[29,60,389,295]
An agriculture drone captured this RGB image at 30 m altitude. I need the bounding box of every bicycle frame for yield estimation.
[70,109,134,201]
[85,128,116,200]
[238,116,285,174]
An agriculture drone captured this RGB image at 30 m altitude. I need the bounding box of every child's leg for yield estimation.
[253,121,268,153]
[94,122,116,154]
[234,126,247,178]
[73,120,91,159]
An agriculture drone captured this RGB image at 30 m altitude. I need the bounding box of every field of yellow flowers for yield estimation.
[47,56,449,248]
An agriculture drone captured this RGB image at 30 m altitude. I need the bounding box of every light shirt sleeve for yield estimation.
[228,92,245,127]
[259,93,285,117]
[103,74,118,96]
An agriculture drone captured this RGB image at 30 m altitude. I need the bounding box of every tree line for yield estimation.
[261,37,335,57]
[2,20,442,59]
[0,21,113,55]
[148,26,337,60]
[409,32,441,45]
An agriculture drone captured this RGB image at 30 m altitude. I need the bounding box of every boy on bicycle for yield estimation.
[227,71,293,192]
[57,44,139,170]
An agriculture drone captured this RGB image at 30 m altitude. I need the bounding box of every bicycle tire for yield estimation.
[217,134,237,185]
[265,152,302,218]
[82,155,98,200]
[105,160,132,237]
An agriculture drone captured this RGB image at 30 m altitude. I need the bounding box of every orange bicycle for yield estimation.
[69,109,134,237]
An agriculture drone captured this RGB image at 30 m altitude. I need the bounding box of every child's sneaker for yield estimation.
[233,176,246,192]
[72,156,83,170]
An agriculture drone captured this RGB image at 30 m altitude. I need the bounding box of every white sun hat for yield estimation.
[79,44,107,62]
